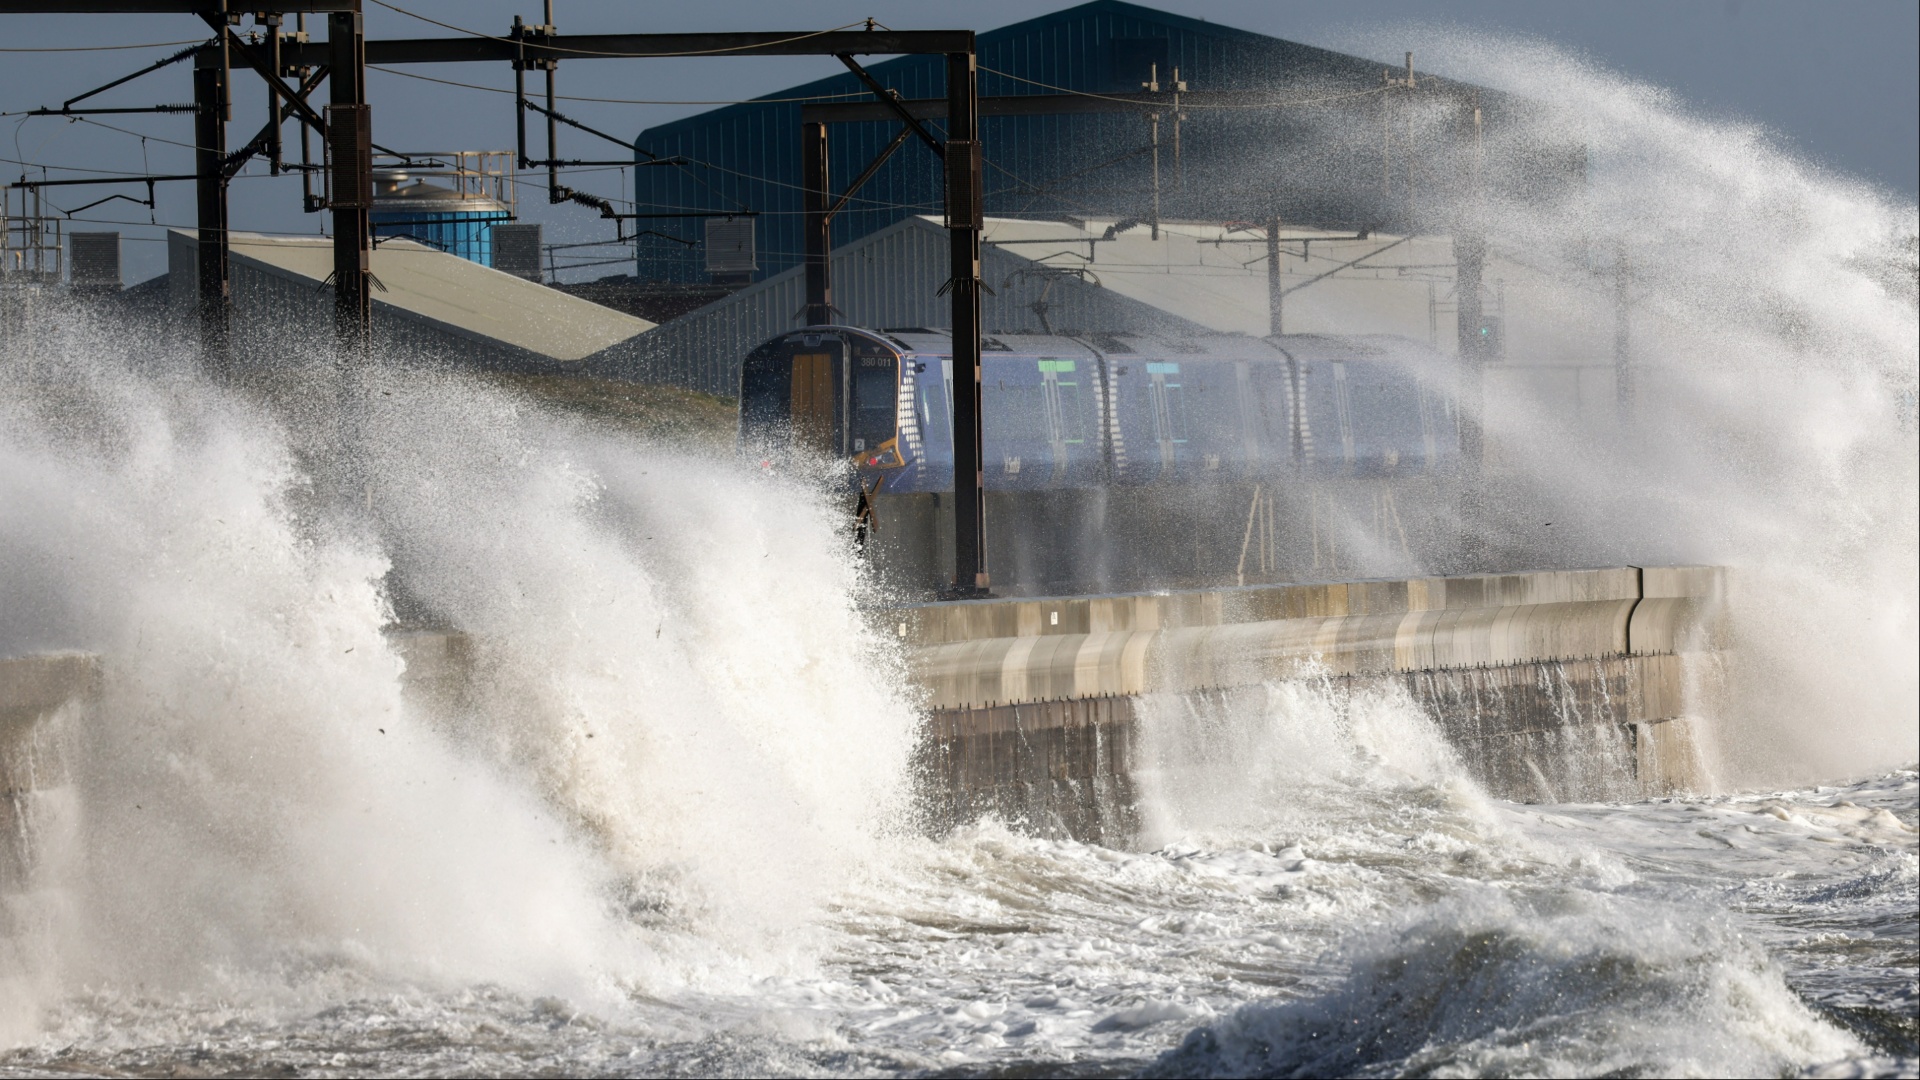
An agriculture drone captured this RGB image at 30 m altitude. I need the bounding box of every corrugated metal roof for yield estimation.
[627,0,1518,285]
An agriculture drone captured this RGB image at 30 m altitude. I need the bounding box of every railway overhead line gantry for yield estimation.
[0,1,997,594]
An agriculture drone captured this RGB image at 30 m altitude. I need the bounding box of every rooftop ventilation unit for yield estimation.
[68,232,120,292]
[493,222,544,281]
[704,216,756,278]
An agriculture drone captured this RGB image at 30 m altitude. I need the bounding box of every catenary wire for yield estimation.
[978,66,1392,110]
[0,39,204,53]
[368,63,872,105]
[364,1,871,60]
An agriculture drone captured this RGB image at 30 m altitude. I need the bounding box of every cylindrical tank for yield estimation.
[369,172,513,267]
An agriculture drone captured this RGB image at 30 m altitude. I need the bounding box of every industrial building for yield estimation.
[628,0,1556,286]
[597,0,1616,435]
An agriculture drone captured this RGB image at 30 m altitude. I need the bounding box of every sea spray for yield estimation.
[1131,671,1480,851]
[1381,29,1918,786]
[0,306,922,1034]
[351,365,920,945]
[0,24,1911,1078]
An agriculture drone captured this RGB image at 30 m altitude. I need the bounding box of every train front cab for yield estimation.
[739,328,911,484]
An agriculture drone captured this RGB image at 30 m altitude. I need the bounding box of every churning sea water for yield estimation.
[4,757,1915,1077]
[1,27,1916,1080]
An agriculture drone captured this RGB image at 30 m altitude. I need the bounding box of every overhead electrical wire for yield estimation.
[364,1,872,59]
[69,114,200,153]
[368,63,871,106]
[371,54,1390,112]
[7,15,1385,261]
[978,66,1391,110]
[0,39,203,53]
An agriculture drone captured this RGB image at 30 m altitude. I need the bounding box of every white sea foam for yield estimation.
[1146,889,1865,1079]
[0,23,1914,1079]
[0,322,921,1037]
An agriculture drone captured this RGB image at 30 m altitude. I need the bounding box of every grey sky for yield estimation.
[3,0,1913,284]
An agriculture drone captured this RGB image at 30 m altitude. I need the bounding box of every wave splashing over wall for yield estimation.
[0,311,919,1041]
[0,23,1914,1080]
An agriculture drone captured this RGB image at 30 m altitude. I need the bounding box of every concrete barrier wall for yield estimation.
[909,566,1726,839]
[0,566,1725,854]
[906,566,1724,709]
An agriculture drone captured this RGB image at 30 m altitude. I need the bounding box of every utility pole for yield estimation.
[1383,52,1419,229]
[802,119,831,325]
[1404,52,1416,225]
[1453,91,1487,570]
[326,5,371,358]
[1143,63,1160,240]
[1266,215,1283,337]
[1454,93,1485,472]
[946,48,988,595]
[1170,65,1187,195]
[193,45,229,368]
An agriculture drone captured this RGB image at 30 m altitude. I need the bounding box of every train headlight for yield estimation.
[861,446,903,468]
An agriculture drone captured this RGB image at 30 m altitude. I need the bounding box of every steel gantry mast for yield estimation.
[1,4,991,594]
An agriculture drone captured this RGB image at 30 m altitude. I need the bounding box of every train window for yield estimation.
[987,378,1047,446]
[739,342,791,439]
[917,361,954,428]
[851,354,898,448]
[917,382,939,430]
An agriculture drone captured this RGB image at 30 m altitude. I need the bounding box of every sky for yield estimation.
[2,0,1914,284]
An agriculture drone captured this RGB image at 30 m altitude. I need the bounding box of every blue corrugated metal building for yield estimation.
[630,0,1506,285]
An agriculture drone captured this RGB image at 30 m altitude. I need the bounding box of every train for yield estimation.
[737,326,1461,494]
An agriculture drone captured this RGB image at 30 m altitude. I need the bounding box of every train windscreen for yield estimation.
[849,340,898,454]
[739,332,900,459]
[739,340,791,440]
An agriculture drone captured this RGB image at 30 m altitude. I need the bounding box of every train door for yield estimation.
[1147,361,1188,471]
[1039,358,1090,481]
[789,337,843,456]
[1331,361,1356,468]
[1235,361,1263,473]
[904,357,955,487]
[1418,384,1438,470]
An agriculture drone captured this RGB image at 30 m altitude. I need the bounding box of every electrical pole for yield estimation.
[1453,92,1487,570]
[1170,65,1187,195]
[1143,63,1160,240]
[802,120,831,325]
[1454,93,1485,471]
[326,4,371,358]
[946,48,987,595]
[1266,215,1283,337]
[193,47,229,369]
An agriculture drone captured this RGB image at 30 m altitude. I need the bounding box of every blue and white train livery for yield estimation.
[738,326,1459,493]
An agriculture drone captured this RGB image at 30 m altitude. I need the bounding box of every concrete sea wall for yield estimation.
[904,566,1724,842]
[0,567,1724,860]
